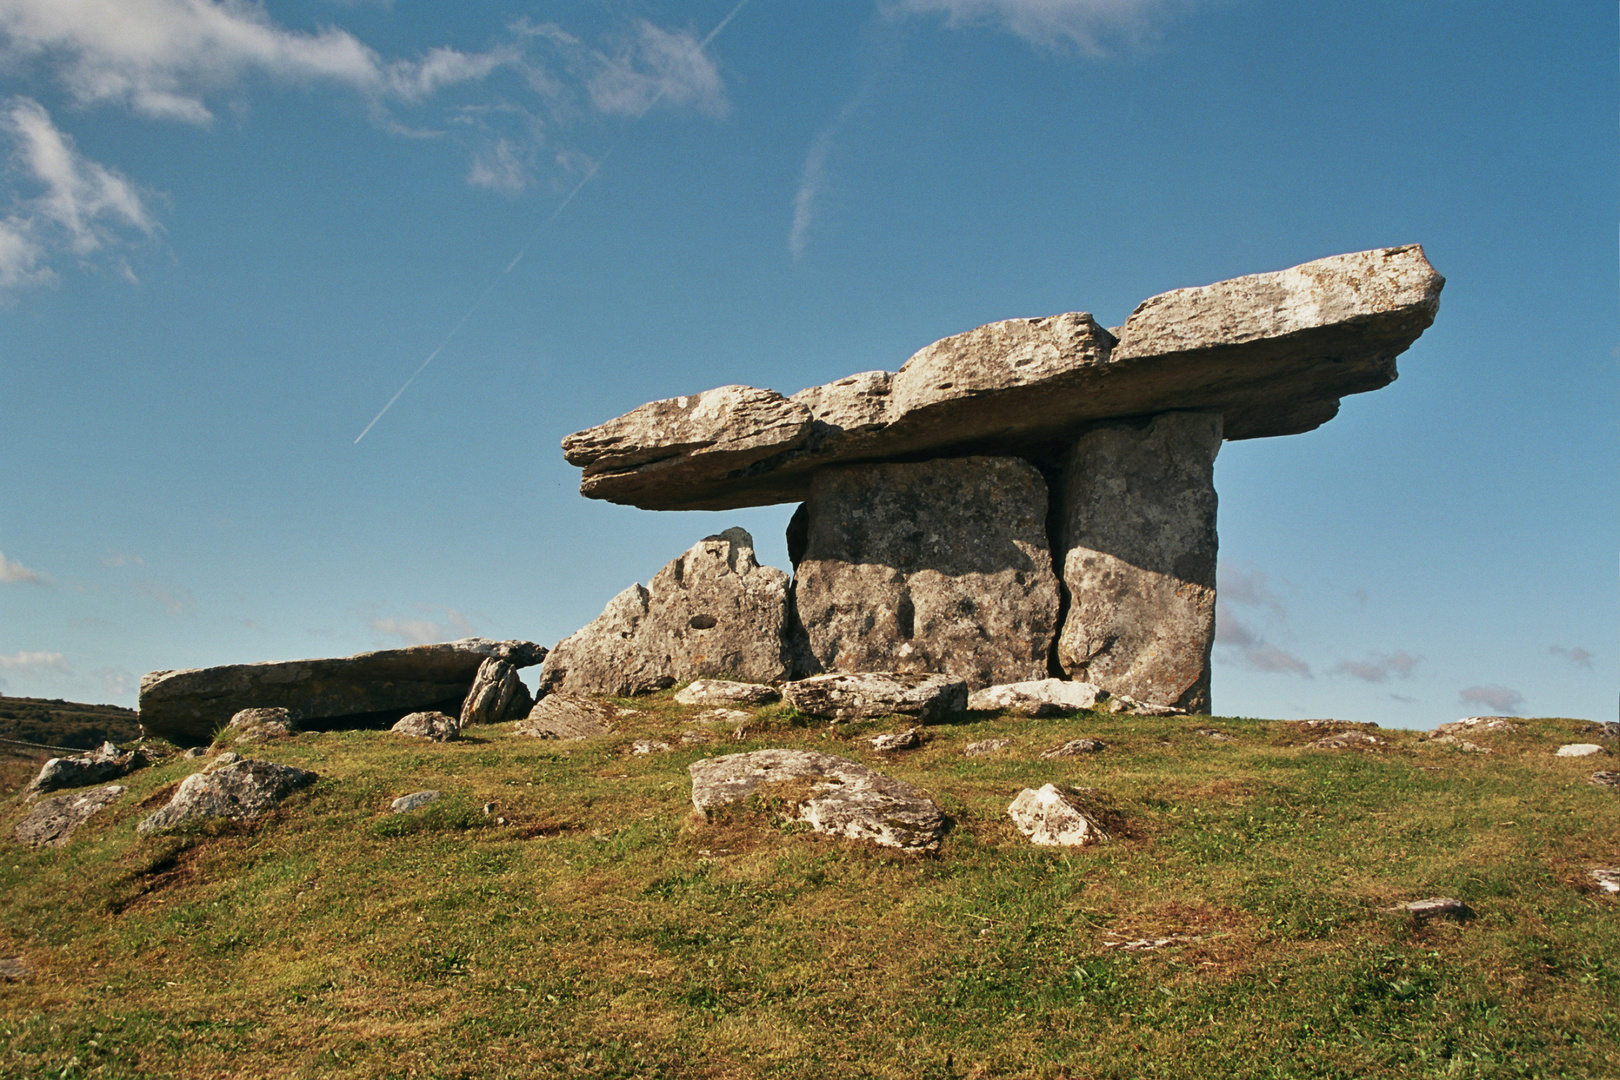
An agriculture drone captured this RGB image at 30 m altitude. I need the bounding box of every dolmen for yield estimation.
[139,638,545,745]
[560,247,1444,713]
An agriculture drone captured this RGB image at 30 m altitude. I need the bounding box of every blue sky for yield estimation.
[0,0,1614,727]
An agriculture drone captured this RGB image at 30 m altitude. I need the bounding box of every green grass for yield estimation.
[2,700,1617,1079]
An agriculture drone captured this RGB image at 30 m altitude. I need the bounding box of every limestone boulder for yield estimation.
[220,707,295,744]
[674,679,780,707]
[1055,411,1221,712]
[538,528,793,698]
[1556,744,1606,758]
[391,791,440,813]
[792,457,1062,689]
[459,658,528,727]
[391,711,459,742]
[139,637,546,745]
[25,742,145,800]
[14,785,125,848]
[868,729,920,752]
[968,679,1103,716]
[1007,785,1110,846]
[690,749,945,852]
[783,672,967,723]
[1040,738,1106,758]
[568,246,1443,511]
[516,696,622,740]
[137,759,317,834]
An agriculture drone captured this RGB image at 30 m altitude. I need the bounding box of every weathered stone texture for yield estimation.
[391,711,459,741]
[14,785,126,848]
[968,679,1103,716]
[782,672,967,723]
[1055,411,1221,713]
[792,457,1061,689]
[139,638,545,745]
[25,742,144,800]
[1007,785,1110,846]
[459,658,526,727]
[137,759,317,834]
[516,696,622,740]
[690,749,945,852]
[674,679,780,707]
[538,528,792,698]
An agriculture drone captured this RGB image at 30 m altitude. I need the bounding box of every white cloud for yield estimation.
[133,578,192,615]
[467,136,530,193]
[894,0,1175,53]
[1334,650,1421,683]
[372,606,476,646]
[94,665,136,697]
[586,20,727,119]
[0,549,52,584]
[1218,563,1285,616]
[1214,604,1311,677]
[0,649,68,671]
[0,96,158,288]
[1550,644,1594,670]
[1459,684,1524,715]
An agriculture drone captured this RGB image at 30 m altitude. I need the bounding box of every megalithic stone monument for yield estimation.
[559,246,1444,711]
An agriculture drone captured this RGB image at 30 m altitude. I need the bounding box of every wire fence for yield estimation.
[0,736,93,755]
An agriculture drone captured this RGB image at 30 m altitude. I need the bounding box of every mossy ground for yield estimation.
[2,700,1617,1079]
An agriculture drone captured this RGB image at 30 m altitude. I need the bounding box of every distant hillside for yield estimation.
[0,695,140,751]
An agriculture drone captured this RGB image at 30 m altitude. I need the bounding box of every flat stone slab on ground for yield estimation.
[1426,734,1490,753]
[391,790,441,813]
[867,729,920,752]
[1041,738,1106,758]
[783,672,967,723]
[1435,716,1519,735]
[1007,784,1110,846]
[137,759,317,834]
[566,246,1443,510]
[1305,731,1385,751]
[14,785,126,847]
[1590,869,1620,894]
[689,749,945,852]
[1381,897,1473,921]
[674,679,780,706]
[964,739,1012,757]
[968,679,1103,716]
[1590,771,1620,789]
[516,696,622,740]
[0,958,30,981]
[1556,744,1606,757]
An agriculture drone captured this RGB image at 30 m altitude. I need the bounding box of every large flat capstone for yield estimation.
[791,456,1062,689]
[139,638,545,746]
[566,246,1443,511]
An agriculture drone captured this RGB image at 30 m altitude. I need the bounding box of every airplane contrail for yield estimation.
[355,0,753,445]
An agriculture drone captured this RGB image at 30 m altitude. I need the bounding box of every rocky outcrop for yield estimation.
[516,696,622,740]
[566,247,1443,511]
[459,658,528,727]
[1054,411,1221,712]
[1007,785,1110,846]
[538,528,792,698]
[674,679,780,706]
[391,711,459,741]
[968,679,1103,716]
[1434,717,1519,736]
[25,742,145,800]
[137,759,317,834]
[782,672,967,723]
[690,749,945,852]
[139,638,545,745]
[14,785,125,847]
[792,457,1062,689]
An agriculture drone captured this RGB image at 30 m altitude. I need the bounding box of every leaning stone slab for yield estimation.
[1055,410,1220,712]
[391,711,459,742]
[1007,785,1110,846]
[538,528,793,698]
[515,696,621,740]
[459,657,528,728]
[139,637,545,745]
[968,679,1103,716]
[14,785,125,847]
[782,672,967,723]
[137,759,317,834]
[792,457,1062,689]
[674,679,780,706]
[690,749,945,852]
[566,246,1443,510]
[25,742,145,800]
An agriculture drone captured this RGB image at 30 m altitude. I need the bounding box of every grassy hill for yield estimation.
[0,695,141,752]
[2,696,1617,1079]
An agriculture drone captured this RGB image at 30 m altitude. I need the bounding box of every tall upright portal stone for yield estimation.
[792,456,1062,690]
[1055,411,1222,712]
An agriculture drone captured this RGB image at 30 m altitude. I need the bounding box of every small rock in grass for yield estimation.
[868,729,920,752]
[517,696,619,740]
[222,707,295,744]
[391,791,441,813]
[963,739,1011,757]
[1583,721,1620,740]
[1590,771,1620,789]
[1426,734,1491,753]
[1196,728,1234,741]
[782,672,967,723]
[138,759,317,833]
[183,747,208,759]
[1434,717,1517,736]
[14,785,126,848]
[1589,869,1620,894]
[1305,731,1384,751]
[967,679,1102,717]
[207,752,241,769]
[0,958,30,981]
[1381,897,1472,921]
[675,679,780,707]
[631,740,673,754]
[694,708,753,725]
[1007,784,1109,846]
[680,730,715,745]
[392,711,459,742]
[1040,738,1106,758]
[1557,744,1606,758]
[25,742,145,800]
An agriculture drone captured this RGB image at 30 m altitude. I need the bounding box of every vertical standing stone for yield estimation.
[792,456,1062,689]
[1055,411,1221,712]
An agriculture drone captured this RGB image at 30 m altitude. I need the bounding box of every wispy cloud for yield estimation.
[1334,650,1421,683]
[371,606,476,646]
[1459,684,1524,715]
[893,0,1177,54]
[133,579,193,615]
[0,650,68,672]
[101,551,143,568]
[0,550,52,585]
[1218,564,1285,616]
[1214,562,1309,676]
[586,20,728,119]
[1550,644,1595,670]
